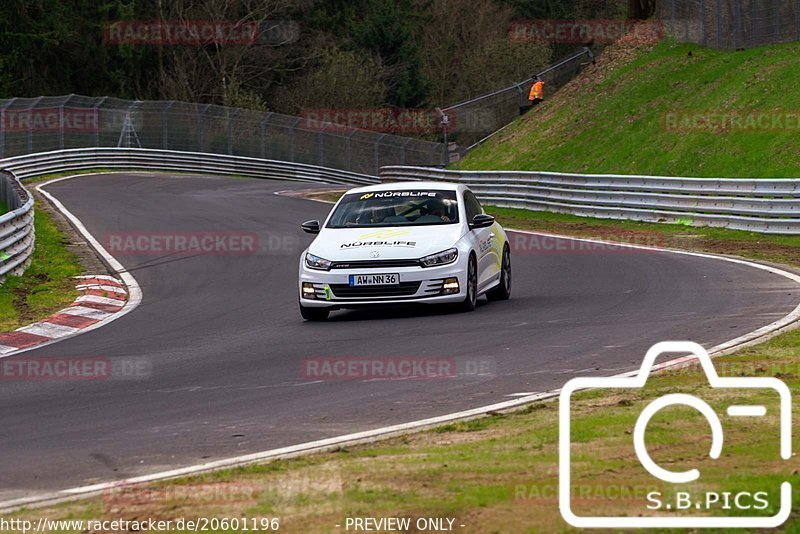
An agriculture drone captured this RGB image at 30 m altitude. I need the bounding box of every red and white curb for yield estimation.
[0,275,128,355]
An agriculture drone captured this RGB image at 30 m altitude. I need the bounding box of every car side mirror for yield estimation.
[470,214,495,229]
[301,220,321,234]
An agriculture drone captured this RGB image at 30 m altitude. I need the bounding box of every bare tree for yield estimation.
[416,0,551,104]
[629,0,657,19]
[157,0,312,108]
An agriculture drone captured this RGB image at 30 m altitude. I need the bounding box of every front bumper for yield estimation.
[299,259,467,309]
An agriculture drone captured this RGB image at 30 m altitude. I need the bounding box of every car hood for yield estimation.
[309,225,465,260]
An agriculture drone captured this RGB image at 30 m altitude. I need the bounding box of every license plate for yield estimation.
[349,273,400,286]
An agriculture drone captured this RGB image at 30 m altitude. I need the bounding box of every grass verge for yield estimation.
[8,208,800,533]
[456,39,800,178]
[0,199,83,331]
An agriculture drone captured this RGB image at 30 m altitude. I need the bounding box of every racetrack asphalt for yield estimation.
[0,172,797,502]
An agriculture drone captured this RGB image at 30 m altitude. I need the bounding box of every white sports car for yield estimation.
[298,181,511,321]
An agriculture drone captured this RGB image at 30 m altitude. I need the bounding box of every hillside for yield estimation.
[456,39,800,178]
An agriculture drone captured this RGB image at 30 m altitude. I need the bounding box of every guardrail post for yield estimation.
[198,104,210,152]
[27,97,43,155]
[0,98,14,159]
[796,0,800,41]
[58,102,65,150]
[259,112,273,160]
[227,109,237,155]
[670,0,676,38]
[345,130,354,170]
[289,118,300,162]
[400,138,412,166]
[317,130,324,167]
[700,0,707,46]
[93,96,107,147]
[162,101,175,150]
[374,134,386,176]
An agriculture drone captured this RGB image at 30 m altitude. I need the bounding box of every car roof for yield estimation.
[346,181,463,194]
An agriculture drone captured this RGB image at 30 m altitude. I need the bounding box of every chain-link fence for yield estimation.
[658,0,800,49]
[0,95,447,176]
[439,47,594,152]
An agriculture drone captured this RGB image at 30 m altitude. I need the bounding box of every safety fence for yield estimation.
[658,0,800,49]
[0,170,34,282]
[381,165,800,234]
[439,47,594,151]
[0,95,446,176]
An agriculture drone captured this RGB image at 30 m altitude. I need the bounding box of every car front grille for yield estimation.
[329,281,421,298]
[329,259,421,269]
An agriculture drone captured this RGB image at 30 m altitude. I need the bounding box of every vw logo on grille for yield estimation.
[370,251,380,258]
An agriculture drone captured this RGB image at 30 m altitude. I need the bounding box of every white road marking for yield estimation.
[75,284,127,294]
[18,323,81,338]
[75,295,126,306]
[58,306,112,319]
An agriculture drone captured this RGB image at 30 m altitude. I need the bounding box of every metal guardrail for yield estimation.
[0,170,34,281]
[0,146,382,284]
[3,148,380,185]
[380,166,800,234]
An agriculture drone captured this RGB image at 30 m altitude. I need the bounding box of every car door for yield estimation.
[463,190,499,290]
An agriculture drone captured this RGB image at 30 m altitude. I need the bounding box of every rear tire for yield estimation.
[300,301,330,321]
[458,255,478,312]
[486,245,511,301]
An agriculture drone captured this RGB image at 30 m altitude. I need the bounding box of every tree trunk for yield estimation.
[628,0,657,19]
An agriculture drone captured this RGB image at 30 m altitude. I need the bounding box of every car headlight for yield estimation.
[305,253,332,271]
[420,248,458,267]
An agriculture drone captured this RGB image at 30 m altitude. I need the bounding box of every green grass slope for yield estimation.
[456,39,800,178]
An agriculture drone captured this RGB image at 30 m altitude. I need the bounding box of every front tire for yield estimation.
[458,255,478,312]
[486,245,511,301]
[300,301,330,321]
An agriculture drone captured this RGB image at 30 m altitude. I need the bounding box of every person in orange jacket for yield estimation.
[529,76,544,107]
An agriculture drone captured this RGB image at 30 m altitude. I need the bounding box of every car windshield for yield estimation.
[326,190,459,228]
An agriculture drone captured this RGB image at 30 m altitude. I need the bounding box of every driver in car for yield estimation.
[427,199,452,222]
